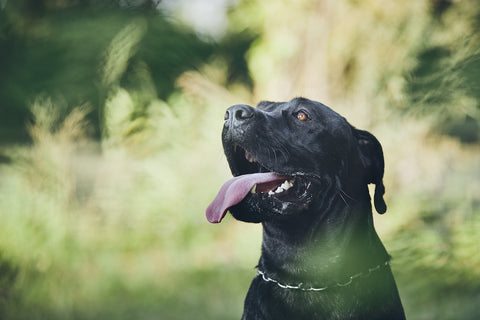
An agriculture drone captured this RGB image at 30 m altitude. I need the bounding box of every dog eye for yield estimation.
[294,111,310,121]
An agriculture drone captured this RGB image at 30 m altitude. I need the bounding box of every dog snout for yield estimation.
[225,105,255,127]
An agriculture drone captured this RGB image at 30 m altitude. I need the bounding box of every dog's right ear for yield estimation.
[353,129,387,214]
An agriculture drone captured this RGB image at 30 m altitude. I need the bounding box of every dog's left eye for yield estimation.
[294,110,310,121]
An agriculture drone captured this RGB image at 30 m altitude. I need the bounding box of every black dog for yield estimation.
[206,98,405,320]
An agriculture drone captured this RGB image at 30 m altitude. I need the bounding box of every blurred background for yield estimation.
[0,0,479,319]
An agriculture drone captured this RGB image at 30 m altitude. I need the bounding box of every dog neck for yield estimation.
[258,188,389,285]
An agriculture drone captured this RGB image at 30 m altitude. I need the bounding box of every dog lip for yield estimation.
[229,145,317,179]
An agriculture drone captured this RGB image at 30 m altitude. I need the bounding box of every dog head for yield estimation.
[206,97,386,223]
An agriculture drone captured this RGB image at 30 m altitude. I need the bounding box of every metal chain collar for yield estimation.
[257,261,390,292]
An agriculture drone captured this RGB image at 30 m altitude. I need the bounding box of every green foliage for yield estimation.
[0,0,254,143]
[384,150,480,319]
[0,95,259,319]
[403,1,480,143]
[0,253,18,316]
[0,0,479,319]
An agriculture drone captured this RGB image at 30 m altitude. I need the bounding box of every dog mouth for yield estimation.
[234,146,313,199]
[206,145,315,223]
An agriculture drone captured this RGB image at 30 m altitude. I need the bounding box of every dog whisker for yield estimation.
[338,190,349,207]
[340,189,357,202]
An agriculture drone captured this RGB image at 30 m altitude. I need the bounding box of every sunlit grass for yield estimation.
[0,90,262,319]
[1,1,479,319]
[2,69,479,320]
[1,80,478,319]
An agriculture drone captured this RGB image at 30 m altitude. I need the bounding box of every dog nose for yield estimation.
[225,105,254,125]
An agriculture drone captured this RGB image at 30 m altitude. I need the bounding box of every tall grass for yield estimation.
[1,73,478,320]
[1,1,479,319]
[0,89,261,319]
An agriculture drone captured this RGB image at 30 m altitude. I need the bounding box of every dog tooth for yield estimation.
[250,184,257,194]
[275,186,284,193]
[280,180,293,191]
[268,190,275,196]
[245,152,256,163]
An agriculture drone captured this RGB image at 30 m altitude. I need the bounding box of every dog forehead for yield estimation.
[256,98,342,120]
[256,98,310,112]
[255,100,283,112]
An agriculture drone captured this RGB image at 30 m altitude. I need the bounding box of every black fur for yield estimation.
[221,98,405,319]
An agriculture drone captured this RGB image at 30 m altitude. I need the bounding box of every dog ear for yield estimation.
[353,129,387,214]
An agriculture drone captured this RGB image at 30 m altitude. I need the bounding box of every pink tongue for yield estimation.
[206,172,287,223]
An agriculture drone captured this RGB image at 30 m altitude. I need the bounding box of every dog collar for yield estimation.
[257,260,390,292]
